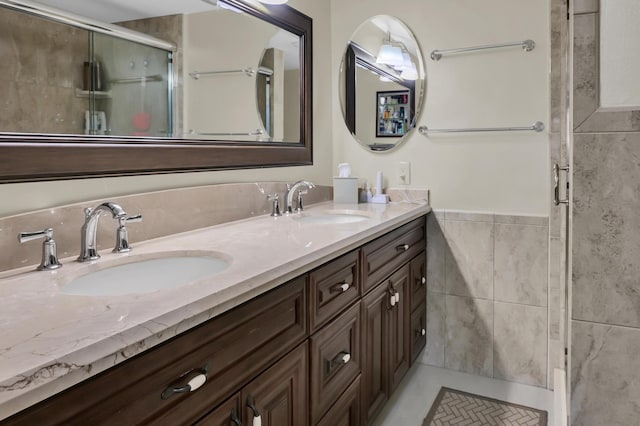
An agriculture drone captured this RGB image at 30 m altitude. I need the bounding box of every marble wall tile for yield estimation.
[549,237,563,340]
[445,295,493,377]
[573,12,640,133]
[0,183,333,273]
[572,13,597,130]
[572,133,640,327]
[573,0,598,14]
[494,214,548,227]
[386,188,429,204]
[422,291,445,367]
[494,302,547,387]
[549,0,568,134]
[426,212,445,294]
[0,8,86,134]
[444,220,494,300]
[444,211,493,223]
[494,223,548,307]
[571,320,640,425]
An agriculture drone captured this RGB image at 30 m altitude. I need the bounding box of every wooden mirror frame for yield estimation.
[0,0,312,183]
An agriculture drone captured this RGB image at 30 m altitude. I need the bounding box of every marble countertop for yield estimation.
[0,200,429,420]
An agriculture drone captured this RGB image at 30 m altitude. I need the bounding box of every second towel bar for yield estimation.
[431,39,535,61]
[419,121,545,134]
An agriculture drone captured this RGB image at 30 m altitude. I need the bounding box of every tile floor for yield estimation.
[373,362,555,425]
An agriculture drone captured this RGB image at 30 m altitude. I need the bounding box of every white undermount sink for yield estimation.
[294,210,372,225]
[61,255,229,296]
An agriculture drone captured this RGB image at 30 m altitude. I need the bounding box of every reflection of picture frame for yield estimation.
[376,90,410,137]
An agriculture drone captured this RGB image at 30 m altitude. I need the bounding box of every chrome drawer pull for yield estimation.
[247,395,262,426]
[395,291,400,304]
[230,408,242,426]
[421,277,426,285]
[396,244,410,252]
[161,366,208,400]
[331,351,351,366]
[330,282,350,293]
[417,328,426,336]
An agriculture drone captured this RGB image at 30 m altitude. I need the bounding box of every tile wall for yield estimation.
[423,210,552,388]
[0,8,87,134]
[569,0,640,423]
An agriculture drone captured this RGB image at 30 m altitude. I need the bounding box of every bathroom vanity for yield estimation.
[0,199,428,425]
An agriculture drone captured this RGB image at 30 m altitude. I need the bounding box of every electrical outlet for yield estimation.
[399,161,411,185]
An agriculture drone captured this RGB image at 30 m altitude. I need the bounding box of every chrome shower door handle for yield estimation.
[553,163,569,206]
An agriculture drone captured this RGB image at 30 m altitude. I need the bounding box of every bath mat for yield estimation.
[422,387,547,426]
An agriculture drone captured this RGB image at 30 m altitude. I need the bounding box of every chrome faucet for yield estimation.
[78,202,141,262]
[284,180,315,214]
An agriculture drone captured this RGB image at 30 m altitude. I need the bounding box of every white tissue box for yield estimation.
[333,177,359,204]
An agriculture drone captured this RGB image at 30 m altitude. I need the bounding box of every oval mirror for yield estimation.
[339,16,425,152]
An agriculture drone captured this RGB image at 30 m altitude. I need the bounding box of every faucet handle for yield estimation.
[18,228,63,271]
[296,189,309,212]
[114,214,143,253]
[267,194,281,217]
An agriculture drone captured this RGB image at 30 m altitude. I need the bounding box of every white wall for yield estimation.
[0,0,333,217]
[331,0,550,215]
[0,0,550,217]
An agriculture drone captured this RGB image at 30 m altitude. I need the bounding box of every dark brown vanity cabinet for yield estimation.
[3,277,308,426]
[361,217,427,425]
[3,215,427,426]
[196,342,308,426]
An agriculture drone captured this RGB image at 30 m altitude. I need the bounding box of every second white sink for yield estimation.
[294,210,372,225]
[61,255,229,297]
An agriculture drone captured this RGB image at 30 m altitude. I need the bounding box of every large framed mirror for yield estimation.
[0,0,312,182]
[339,15,425,152]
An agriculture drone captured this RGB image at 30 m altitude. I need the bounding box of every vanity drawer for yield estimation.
[361,216,426,294]
[4,276,307,426]
[308,249,360,333]
[410,304,427,364]
[310,302,361,424]
[316,375,361,426]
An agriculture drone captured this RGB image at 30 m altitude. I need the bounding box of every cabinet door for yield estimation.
[241,342,308,426]
[386,265,411,394]
[410,252,426,312]
[316,376,361,426]
[410,305,427,364]
[195,394,242,426]
[361,282,389,424]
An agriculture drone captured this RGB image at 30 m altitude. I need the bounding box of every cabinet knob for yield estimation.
[421,276,426,285]
[389,294,396,307]
[396,244,410,252]
[330,282,350,293]
[395,291,400,304]
[421,328,426,336]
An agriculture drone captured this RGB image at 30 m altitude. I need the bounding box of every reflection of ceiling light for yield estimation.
[380,76,392,82]
[401,63,419,80]
[258,0,288,4]
[376,33,404,67]
[396,51,413,70]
